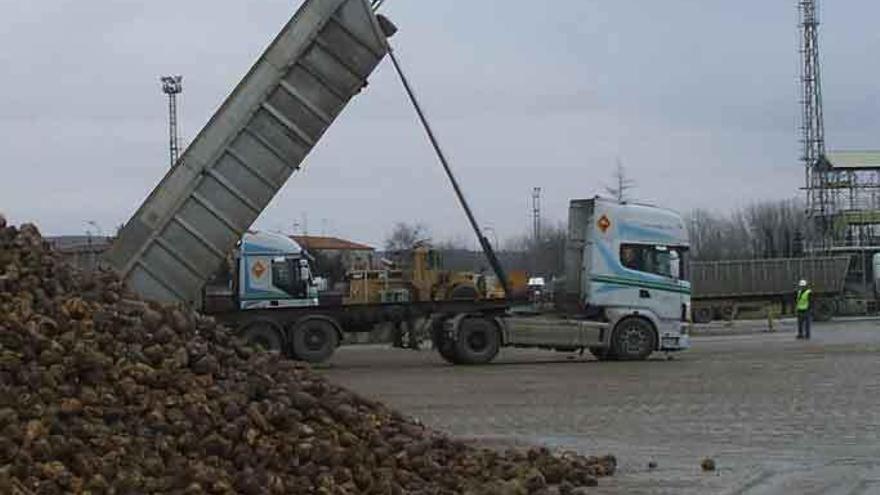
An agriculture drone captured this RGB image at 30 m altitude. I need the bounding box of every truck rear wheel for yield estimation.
[290,318,339,363]
[242,321,284,353]
[454,317,500,365]
[611,318,656,361]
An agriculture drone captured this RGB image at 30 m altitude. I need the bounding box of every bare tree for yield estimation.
[687,199,806,261]
[504,219,567,278]
[604,158,636,203]
[383,222,429,252]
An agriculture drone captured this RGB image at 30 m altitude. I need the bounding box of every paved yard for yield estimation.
[320,320,880,494]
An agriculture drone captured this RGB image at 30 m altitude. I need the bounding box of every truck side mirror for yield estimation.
[670,252,681,280]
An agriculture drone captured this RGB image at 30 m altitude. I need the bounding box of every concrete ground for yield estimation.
[319,319,880,494]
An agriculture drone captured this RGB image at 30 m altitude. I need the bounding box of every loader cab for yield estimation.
[237,232,319,310]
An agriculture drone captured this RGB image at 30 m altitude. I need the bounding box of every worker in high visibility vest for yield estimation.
[796,279,812,340]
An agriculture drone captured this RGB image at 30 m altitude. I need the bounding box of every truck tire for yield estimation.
[454,317,500,365]
[436,333,461,364]
[242,321,284,353]
[611,317,656,361]
[290,318,339,363]
[693,306,713,324]
[431,317,461,364]
[720,305,736,321]
[813,298,836,322]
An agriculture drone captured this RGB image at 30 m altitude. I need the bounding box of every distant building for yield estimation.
[291,235,375,269]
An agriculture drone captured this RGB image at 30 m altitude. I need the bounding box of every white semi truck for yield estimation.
[497,197,691,362]
[105,0,690,364]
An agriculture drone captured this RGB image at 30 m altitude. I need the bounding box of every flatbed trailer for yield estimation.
[204,286,511,362]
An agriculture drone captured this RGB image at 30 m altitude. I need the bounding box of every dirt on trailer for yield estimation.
[0,217,615,494]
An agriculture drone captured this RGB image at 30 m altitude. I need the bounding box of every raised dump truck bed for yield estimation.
[104,0,390,308]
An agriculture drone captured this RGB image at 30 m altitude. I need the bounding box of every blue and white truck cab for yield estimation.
[235,232,320,310]
[502,197,691,360]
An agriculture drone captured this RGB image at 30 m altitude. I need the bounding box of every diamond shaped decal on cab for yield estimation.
[597,214,611,233]
[252,260,267,279]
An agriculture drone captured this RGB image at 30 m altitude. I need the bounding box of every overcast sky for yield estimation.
[1,1,878,248]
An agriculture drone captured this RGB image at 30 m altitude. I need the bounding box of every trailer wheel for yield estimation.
[290,318,339,363]
[436,334,460,364]
[454,317,500,365]
[813,298,836,322]
[720,305,736,321]
[693,306,713,324]
[431,317,461,364]
[242,321,284,353]
[611,317,656,361]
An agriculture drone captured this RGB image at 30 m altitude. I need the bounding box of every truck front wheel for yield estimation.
[611,317,656,361]
[290,318,339,363]
[454,317,500,365]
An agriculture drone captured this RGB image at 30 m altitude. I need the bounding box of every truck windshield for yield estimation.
[272,257,306,297]
[621,244,689,280]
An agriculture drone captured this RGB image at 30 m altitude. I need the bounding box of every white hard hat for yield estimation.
[798,279,807,287]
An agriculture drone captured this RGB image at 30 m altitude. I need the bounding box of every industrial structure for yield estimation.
[160,75,183,167]
[799,0,880,311]
[799,0,880,251]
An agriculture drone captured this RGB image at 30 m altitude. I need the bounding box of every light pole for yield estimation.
[161,75,183,167]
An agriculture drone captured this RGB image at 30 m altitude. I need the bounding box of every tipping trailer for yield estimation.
[104,0,509,363]
[105,0,690,364]
[689,256,851,322]
[105,0,392,305]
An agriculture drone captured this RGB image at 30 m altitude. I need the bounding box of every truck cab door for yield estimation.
[617,244,686,326]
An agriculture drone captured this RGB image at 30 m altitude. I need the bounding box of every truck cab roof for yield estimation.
[241,232,304,257]
[584,196,689,247]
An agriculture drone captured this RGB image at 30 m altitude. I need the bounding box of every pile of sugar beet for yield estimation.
[0,216,615,495]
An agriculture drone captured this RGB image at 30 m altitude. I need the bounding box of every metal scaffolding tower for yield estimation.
[161,75,183,167]
[799,0,831,235]
[799,1,880,251]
